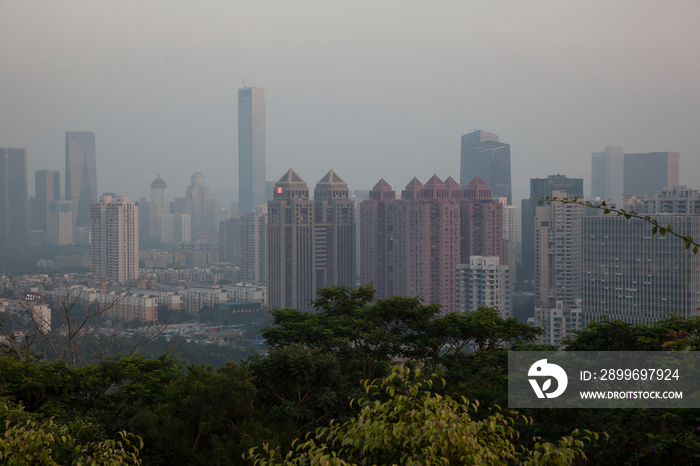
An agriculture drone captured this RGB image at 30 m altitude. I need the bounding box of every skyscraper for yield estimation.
[623,152,680,198]
[582,214,700,325]
[313,170,356,289]
[591,146,624,206]
[460,130,512,204]
[150,174,168,239]
[220,205,267,284]
[521,175,584,289]
[65,132,97,234]
[0,149,28,249]
[238,87,266,214]
[267,169,355,310]
[34,170,61,234]
[497,197,518,283]
[360,175,503,313]
[185,172,215,239]
[90,194,139,283]
[534,190,585,306]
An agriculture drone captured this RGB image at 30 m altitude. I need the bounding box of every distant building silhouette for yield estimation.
[185,172,217,239]
[48,200,73,245]
[623,152,679,198]
[65,132,97,238]
[460,130,512,204]
[161,213,191,243]
[34,170,61,234]
[591,146,624,207]
[150,174,168,239]
[0,148,28,249]
[238,87,266,214]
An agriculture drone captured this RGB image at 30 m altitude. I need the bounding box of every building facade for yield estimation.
[521,175,584,289]
[641,186,700,215]
[531,299,582,347]
[360,175,503,313]
[497,198,518,283]
[238,87,266,214]
[90,194,139,283]
[459,130,512,204]
[455,256,510,316]
[582,215,700,325]
[65,132,97,235]
[267,169,356,310]
[534,190,585,307]
[220,204,267,284]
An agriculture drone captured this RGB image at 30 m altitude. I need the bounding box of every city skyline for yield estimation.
[2,2,698,208]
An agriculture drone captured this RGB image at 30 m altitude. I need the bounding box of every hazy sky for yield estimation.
[2,1,699,206]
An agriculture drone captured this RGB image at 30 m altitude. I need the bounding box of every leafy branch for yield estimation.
[539,196,699,254]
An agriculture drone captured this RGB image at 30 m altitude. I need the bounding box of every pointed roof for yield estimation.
[444,176,460,188]
[151,174,167,189]
[373,178,392,191]
[276,168,306,186]
[404,177,423,190]
[423,174,445,189]
[316,169,347,188]
[466,175,489,189]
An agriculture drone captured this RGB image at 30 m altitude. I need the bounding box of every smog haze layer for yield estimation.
[1,0,698,203]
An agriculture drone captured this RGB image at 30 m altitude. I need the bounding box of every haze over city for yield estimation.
[1,0,698,205]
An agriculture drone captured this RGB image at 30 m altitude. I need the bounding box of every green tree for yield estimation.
[249,367,600,466]
[0,397,142,465]
[130,362,275,466]
[263,284,440,380]
[247,344,351,430]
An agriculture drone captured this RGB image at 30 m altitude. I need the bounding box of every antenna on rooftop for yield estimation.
[241,77,246,88]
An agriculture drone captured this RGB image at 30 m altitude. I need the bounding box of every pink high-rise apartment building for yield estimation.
[360,175,503,313]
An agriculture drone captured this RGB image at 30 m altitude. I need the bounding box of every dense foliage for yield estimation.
[250,367,598,466]
[3,284,700,464]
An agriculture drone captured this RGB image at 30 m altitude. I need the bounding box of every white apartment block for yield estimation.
[95,292,158,323]
[133,288,183,310]
[184,286,228,314]
[534,190,584,307]
[497,198,518,281]
[530,299,582,347]
[642,186,700,215]
[455,256,511,317]
[91,195,139,283]
[223,283,267,306]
